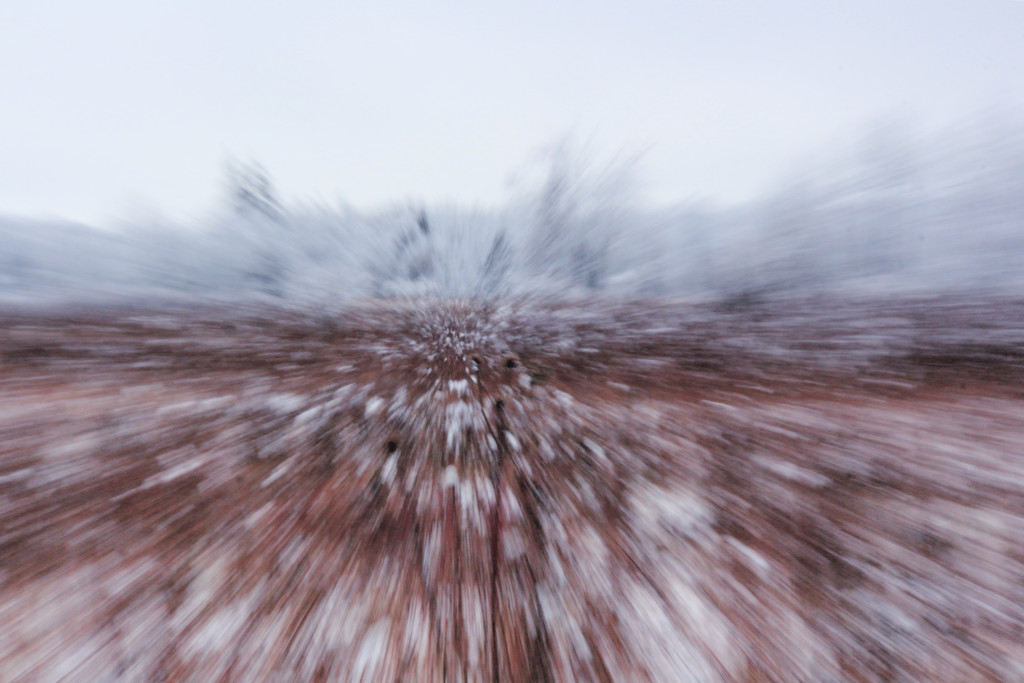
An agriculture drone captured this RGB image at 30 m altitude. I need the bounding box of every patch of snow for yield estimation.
[442,465,459,489]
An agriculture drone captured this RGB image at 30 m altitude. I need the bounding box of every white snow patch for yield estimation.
[381,454,397,485]
[445,400,473,450]
[353,618,391,680]
[267,393,305,414]
[442,465,459,489]
[552,389,574,406]
[582,438,605,462]
[505,430,521,452]
[245,502,274,529]
[754,456,831,488]
[294,406,322,426]
[630,482,710,534]
[144,458,203,486]
[539,438,556,461]
[364,396,384,418]
[502,529,527,560]
[727,537,771,574]
[261,459,293,488]
[447,379,469,396]
[475,475,496,507]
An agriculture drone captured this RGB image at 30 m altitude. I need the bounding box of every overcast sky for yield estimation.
[2,0,1023,225]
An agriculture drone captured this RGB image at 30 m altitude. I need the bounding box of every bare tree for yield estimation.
[224,159,288,295]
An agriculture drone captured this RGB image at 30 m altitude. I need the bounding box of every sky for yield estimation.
[2,0,1023,226]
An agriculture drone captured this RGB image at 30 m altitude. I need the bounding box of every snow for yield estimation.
[4,115,1024,309]
[441,464,459,489]
[364,396,384,418]
[146,458,204,486]
[267,393,305,414]
[504,430,521,452]
[260,459,292,488]
[352,618,391,681]
[446,379,469,396]
[4,292,1024,680]
[380,454,397,485]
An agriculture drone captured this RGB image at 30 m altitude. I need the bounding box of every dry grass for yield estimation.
[1,297,1023,681]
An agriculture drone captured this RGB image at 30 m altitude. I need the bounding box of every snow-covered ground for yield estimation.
[1,297,1023,680]
[3,118,1024,679]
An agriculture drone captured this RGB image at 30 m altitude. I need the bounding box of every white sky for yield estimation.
[2,0,1023,225]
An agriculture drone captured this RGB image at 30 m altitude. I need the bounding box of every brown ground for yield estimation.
[1,296,1023,681]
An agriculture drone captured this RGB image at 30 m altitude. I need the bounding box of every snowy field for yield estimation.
[1,296,1023,680]
[2,120,1024,680]
[4,0,1024,677]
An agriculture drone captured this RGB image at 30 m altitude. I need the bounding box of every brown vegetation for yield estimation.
[1,297,1023,681]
